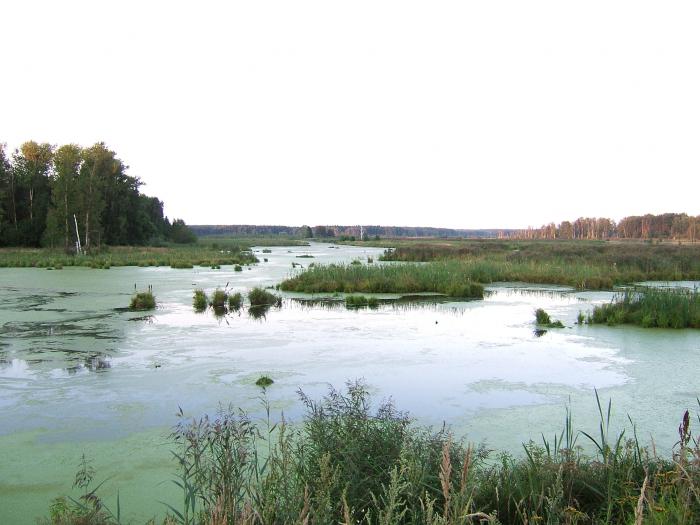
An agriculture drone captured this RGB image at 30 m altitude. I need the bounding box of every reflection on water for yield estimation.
[0,244,699,524]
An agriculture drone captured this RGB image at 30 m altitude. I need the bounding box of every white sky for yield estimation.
[1,1,699,229]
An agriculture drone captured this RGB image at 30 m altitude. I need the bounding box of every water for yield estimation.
[1,243,699,523]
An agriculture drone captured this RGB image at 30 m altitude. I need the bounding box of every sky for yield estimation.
[1,1,699,229]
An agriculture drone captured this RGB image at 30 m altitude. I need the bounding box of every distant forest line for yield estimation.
[0,142,194,249]
[193,213,699,241]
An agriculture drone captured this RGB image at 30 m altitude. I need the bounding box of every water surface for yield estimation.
[1,243,699,523]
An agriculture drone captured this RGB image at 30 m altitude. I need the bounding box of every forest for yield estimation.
[0,141,192,250]
[514,213,699,241]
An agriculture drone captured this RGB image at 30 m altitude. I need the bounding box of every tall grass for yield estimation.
[0,243,258,269]
[248,287,282,307]
[45,383,700,524]
[280,263,485,298]
[379,240,700,289]
[590,287,700,328]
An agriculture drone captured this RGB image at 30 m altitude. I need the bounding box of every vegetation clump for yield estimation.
[255,375,274,388]
[248,287,282,307]
[209,288,228,310]
[228,292,243,310]
[535,308,564,328]
[193,289,208,312]
[129,290,156,311]
[589,287,700,328]
[234,265,243,272]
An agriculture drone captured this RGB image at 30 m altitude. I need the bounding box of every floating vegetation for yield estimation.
[255,375,274,388]
[296,254,314,258]
[589,287,700,328]
[193,289,208,312]
[211,264,221,269]
[262,249,272,253]
[129,289,156,311]
[535,308,564,328]
[234,265,243,272]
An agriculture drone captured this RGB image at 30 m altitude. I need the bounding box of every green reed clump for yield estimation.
[209,288,228,310]
[234,265,243,272]
[248,287,282,307]
[193,289,208,312]
[129,291,155,311]
[228,292,243,310]
[255,375,274,388]
[590,287,700,328]
[161,382,700,525]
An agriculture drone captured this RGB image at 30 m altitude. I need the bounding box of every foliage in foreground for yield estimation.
[590,287,700,328]
[47,383,700,524]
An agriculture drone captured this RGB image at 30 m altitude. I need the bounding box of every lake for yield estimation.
[1,243,698,523]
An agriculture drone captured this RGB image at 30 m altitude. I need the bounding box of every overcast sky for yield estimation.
[2,1,699,229]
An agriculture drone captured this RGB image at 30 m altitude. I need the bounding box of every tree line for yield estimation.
[0,141,193,249]
[510,213,699,241]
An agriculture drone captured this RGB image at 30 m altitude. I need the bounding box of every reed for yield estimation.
[193,289,208,312]
[248,287,282,307]
[45,384,700,524]
[589,287,700,328]
[281,262,485,298]
[129,290,155,311]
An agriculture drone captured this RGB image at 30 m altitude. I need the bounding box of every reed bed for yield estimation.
[590,287,700,328]
[379,240,700,288]
[46,383,700,524]
[280,263,485,298]
[0,244,258,269]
